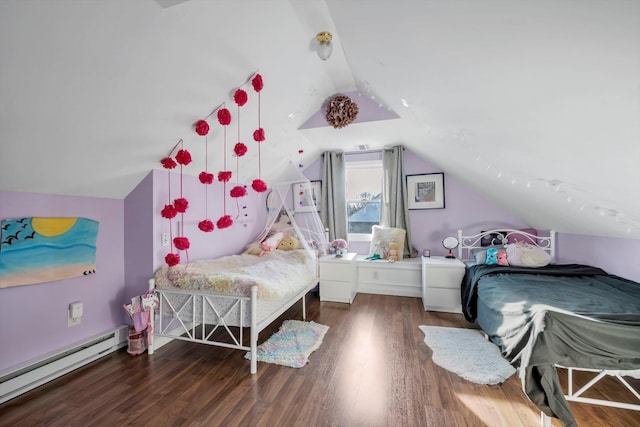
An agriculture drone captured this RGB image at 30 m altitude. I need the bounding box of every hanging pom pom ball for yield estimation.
[230,185,247,198]
[199,171,214,184]
[198,219,214,233]
[173,237,190,251]
[173,198,189,213]
[161,157,177,169]
[195,120,210,136]
[218,171,232,182]
[234,89,248,107]
[217,215,233,229]
[252,74,264,92]
[161,204,177,219]
[252,179,267,193]
[175,149,192,166]
[234,142,248,157]
[253,128,265,142]
[165,253,180,267]
[217,108,232,126]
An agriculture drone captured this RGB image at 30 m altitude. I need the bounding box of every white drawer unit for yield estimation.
[319,252,358,303]
[356,256,422,297]
[421,256,466,313]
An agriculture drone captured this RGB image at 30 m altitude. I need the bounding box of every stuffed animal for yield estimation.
[259,232,283,256]
[270,214,291,234]
[497,250,509,266]
[485,247,498,265]
[386,239,400,262]
[277,235,299,251]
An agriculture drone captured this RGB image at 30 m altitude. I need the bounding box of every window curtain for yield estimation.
[382,145,417,258]
[320,151,348,242]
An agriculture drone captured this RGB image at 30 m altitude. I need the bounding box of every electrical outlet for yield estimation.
[161,233,169,246]
[68,302,83,327]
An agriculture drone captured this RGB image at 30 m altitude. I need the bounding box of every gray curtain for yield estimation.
[382,145,417,258]
[320,151,348,241]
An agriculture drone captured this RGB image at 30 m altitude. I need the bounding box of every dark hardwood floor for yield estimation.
[1,291,638,426]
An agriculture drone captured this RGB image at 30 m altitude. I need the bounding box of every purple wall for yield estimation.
[303,148,640,282]
[0,190,124,372]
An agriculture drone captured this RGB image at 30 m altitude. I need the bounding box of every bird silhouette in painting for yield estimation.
[7,230,22,241]
[17,218,26,223]
[25,231,36,239]
[22,223,28,229]
[1,224,9,230]
[2,236,16,245]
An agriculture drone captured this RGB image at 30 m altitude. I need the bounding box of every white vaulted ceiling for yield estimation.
[0,0,638,239]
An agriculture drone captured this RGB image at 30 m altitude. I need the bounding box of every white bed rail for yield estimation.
[457,229,555,261]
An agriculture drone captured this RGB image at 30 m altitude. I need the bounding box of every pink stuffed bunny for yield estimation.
[260,232,283,256]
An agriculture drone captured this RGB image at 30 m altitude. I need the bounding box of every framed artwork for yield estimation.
[407,173,445,210]
[293,180,321,213]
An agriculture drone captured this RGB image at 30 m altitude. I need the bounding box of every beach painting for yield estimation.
[0,217,99,288]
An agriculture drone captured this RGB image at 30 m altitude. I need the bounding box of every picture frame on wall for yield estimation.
[407,173,445,210]
[293,180,322,213]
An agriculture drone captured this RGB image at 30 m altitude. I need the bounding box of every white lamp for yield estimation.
[316,31,333,61]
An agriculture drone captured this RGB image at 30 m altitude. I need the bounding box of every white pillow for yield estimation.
[369,226,406,260]
[506,243,551,267]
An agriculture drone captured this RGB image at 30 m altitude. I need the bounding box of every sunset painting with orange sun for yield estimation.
[0,217,98,288]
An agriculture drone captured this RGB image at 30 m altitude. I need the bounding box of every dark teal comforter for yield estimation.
[461,264,640,427]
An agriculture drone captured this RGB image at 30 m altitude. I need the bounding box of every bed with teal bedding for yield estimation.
[461,263,640,427]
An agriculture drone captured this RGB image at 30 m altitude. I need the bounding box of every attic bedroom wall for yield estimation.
[302,148,640,281]
[0,191,124,373]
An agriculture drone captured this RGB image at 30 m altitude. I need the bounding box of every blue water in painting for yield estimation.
[0,217,98,278]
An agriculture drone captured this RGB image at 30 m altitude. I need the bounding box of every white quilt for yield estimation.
[153,250,316,300]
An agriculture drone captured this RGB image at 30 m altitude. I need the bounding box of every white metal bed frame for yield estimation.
[457,228,640,426]
[147,277,317,374]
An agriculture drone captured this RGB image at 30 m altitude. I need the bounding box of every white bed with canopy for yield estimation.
[148,163,328,373]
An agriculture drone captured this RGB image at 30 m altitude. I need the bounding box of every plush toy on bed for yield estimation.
[261,232,284,254]
[485,247,499,265]
[277,235,299,251]
[497,250,509,266]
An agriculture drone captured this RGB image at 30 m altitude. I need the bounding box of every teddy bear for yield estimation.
[497,250,509,266]
[386,239,400,262]
[485,247,498,265]
[277,235,299,251]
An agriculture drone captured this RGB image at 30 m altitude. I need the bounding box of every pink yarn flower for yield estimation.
[230,185,247,198]
[161,157,177,169]
[173,197,189,213]
[217,108,231,126]
[252,74,264,92]
[173,237,190,251]
[217,215,233,229]
[161,204,177,219]
[165,253,180,267]
[234,142,248,157]
[252,179,267,193]
[199,171,214,184]
[234,89,248,107]
[175,149,192,166]
[198,219,214,232]
[218,171,232,182]
[195,120,210,136]
[253,128,265,142]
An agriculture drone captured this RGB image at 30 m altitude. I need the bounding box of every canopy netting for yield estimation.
[247,162,329,267]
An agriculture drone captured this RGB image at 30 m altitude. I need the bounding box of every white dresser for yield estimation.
[356,256,422,297]
[421,256,466,313]
[319,252,358,303]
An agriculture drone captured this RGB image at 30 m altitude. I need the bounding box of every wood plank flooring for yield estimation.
[1,291,638,426]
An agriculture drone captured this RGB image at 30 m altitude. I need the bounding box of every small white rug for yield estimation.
[419,325,516,385]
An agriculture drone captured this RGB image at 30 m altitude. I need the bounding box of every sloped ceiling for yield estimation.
[0,0,638,239]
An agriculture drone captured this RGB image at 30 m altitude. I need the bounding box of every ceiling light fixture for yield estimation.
[316,31,333,61]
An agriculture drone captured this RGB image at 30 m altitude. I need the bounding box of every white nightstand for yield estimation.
[421,256,466,313]
[319,252,358,303]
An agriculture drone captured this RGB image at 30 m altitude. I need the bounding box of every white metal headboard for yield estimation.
[457,229,556,261]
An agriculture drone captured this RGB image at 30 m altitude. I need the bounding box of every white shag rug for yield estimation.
[419,325,516,385]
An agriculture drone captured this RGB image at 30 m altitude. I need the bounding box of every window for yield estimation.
[346,160,382,240]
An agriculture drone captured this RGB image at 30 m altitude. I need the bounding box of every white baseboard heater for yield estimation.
[0,325,129,404]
